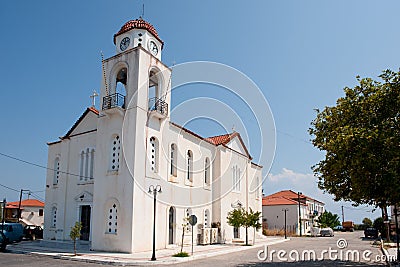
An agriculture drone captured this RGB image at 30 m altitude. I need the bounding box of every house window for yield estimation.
[53,157,60,185]
[204,157,210,185]
[39,209,43,216]
[149,137,158,172]
[110,135,121,171]
[204,209,210,228]
[51,207,57,228]
[107,203,118,234]
[170,143,177,176]
[187,150,193,182]
[232,165,241,192]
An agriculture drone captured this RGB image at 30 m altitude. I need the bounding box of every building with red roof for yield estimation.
[5,199,44,226]
[262,190,325,235]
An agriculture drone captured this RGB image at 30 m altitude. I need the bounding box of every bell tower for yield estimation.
[92,18,171,253]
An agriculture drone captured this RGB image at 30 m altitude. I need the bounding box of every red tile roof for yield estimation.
[206,133,236,145]
[113,18,164,47]
[262,196,301,206]
[262,190,324,206]
[7,199,44,208]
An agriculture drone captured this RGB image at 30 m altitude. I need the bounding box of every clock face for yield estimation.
[148,41,158,56]
[120,37,130,51]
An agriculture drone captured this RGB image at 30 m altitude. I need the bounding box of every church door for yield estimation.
[168,207,175,244]
[80,205,91,241]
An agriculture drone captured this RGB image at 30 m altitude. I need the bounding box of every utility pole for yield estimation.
[341,206,344,223]
[2,198,6,233]
[18,189,30,222]
[298,192,302,237]
[282,208,289,239]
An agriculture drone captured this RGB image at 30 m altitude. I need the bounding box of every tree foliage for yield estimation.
[316,211,341,228]
[362,217,373,227]
[309,69,400,209]
[227,208,262,245]
[69,221,82,256]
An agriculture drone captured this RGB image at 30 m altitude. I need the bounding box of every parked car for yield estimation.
[0,223,24,243]
[0,231,7,251]
[23,225,43,240]
[333,225,344,231]
[320,227,334,237]
[364,227,378,238]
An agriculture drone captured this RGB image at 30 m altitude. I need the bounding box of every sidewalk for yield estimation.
[7,237,289,266]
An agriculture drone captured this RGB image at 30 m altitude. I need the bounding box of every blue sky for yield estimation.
[1,1,399,223]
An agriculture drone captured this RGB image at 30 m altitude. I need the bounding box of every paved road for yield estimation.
[174,231,386,267]
[0,231,386,266]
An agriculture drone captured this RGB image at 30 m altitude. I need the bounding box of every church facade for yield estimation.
[43,18,263,253]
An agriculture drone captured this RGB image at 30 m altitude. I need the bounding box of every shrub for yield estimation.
[173,251,190,257]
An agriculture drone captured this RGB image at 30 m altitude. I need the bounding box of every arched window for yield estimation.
[107,203,118,234]
[115,68,127,108]
[204,157,210,185]
[148,71,159,110]
[51,206,57,228]
[80,149,95,181]
[170,143,177,177]
[79,151,84,181]
[85,148,89,179]
[149,137,159,172]
[232,165,241,192]
[204,209,210,228]
[90,149,95,179]
[185,208,192,231]
[110,135,121,171]
[187,150,193,182]
[53,157,60,185]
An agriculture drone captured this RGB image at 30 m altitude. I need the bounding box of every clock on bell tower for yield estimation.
[113,17,163,60]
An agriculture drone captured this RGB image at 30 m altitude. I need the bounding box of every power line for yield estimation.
[0,151,91,179]
[0,183,20,193]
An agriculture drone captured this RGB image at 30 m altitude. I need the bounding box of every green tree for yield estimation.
[309,69,400,235]
[373,217,386,238]
[227,208,262,246]
[69,222,82,256]
[362,217,373,227]
[316,211,341,228]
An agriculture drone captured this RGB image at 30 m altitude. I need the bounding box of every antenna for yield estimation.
[100,51,108,95]
[142,3,145,18]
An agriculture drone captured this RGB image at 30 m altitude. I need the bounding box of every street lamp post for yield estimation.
[1,198,6,234]
[148,185,162,261]
[282,208,289,239]
[394,205,400,262]
[297,192,302,237]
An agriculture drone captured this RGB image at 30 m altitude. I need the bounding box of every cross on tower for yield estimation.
[90,90,99,107]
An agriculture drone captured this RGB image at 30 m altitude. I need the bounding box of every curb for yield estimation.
[7,238,289,266]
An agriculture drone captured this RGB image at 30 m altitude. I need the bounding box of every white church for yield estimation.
[44,18,263,253]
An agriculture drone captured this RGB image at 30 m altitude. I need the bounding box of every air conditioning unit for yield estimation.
[211,228,218,244]
[199,228,211,245]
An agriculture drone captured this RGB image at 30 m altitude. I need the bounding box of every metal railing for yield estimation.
[148,97,168,116]
[102,93,125,110]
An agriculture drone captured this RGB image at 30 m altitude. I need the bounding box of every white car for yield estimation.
[320,227,334,237]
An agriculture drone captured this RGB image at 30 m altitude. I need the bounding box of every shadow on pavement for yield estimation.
[237,260,381,266]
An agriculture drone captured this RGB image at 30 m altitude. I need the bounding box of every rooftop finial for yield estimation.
[141,3,145,18]
[90,90,99,107]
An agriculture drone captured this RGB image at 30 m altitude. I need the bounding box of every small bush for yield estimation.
[173,251,190,257]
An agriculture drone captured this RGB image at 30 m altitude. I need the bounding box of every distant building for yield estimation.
[5,199,44,226]
[262,190,324,235]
